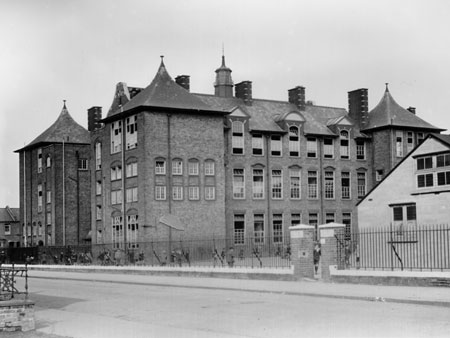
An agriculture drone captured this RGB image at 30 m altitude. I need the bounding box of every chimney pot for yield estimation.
[407,106,416,114]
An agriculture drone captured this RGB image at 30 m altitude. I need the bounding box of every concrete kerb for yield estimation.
[22,265,450,308]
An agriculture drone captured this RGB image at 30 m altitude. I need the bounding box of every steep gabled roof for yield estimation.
[363,86,444,132]
[356,133,450,206]
[15,102,90,152]
[0,206,19,223]
[105,58,228,120]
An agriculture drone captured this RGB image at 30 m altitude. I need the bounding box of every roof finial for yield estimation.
[159,55,165,68]
[63,99,67,109]
[385,83,389,92]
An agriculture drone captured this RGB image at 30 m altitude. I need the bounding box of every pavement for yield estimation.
[24,265,450,308]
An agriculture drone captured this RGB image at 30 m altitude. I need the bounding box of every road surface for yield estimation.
[16,273,450,338]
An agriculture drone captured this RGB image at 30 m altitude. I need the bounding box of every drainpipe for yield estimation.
[23,151,27,247]
[318,138,324,239]
[167,113,172,252]
[265,135,271,240]
[121,116,127,252]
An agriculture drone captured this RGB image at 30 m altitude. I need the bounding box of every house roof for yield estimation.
[356,133,450,206]
[105,58,228,120]
[0,206,19,223]
[15,102,90,152]
[363,86,444,132]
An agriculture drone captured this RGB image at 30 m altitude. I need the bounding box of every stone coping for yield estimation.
[330,265,450,278]
[289,224,315,230]
[319,222,345,229]
[0,299,34,307]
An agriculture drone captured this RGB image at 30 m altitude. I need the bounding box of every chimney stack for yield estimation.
[288,86,306,111]
[88,106,102,132]
[235,81,252,106]
[407,107,416,114]
[348,88,368,129]
[175,75,190,91]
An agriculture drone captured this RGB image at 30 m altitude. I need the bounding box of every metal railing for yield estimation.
[0,264,29,301]
[337,224,450,271]
[6,235,292,269]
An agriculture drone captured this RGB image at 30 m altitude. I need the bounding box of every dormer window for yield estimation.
[340,131,349,159]
[289,126,300,157]
[232,121,244,154]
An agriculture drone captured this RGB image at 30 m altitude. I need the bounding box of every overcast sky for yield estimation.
[1,0,450,206]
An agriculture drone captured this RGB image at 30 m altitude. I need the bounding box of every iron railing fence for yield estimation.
[0,264,29,301]
[336,224,450,271]
[7,235,292,269]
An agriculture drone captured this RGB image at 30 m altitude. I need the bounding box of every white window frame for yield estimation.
[307,137,317,158]
[188,186,200,200]
[252,168,264,199]
[111,190,122,205]
[204,161,215,176]
[205,186,215,200]
[324,171,335,199]
[111,165,122,181]
[233,168,245,199]
[37,148,42,173]
[126,162,138,177]
[273,213,283,244]
[289,168,301,199]
[233,214,245,245]
[254,214,265,244]
[126,115,138,150]
[172,159,183,175]
[172,186,183,200]
[307,171,318,199]
[155,186,166,200]
[271,135,282,157]
[271,169,283,199]
[232,120,244,155]
[111,121,122,154]
[126,187,138,203]
[396,131,403,157]
[341,172,351,199]
[95,142,101,170]
[127,214,139,249]
[155,160,166,175]
[340,131,349,159]
[252,134,264,156]
[323,138,334,159]
[357,172,367,197]
[356,140,365,160]
[289,126,300,157]
[188,161,199,176]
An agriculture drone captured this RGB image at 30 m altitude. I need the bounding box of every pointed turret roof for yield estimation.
[15,101,90,152]
[105,57,227,121]
[363,85,443,132]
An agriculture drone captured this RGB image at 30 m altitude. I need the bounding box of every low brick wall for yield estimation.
[0,300,35,332]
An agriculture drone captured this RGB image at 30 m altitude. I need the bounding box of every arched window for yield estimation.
[46,155,51,168]
[340,131,349,159]
[172,158,183,175]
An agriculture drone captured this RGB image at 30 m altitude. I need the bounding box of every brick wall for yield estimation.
[0,300,35,332]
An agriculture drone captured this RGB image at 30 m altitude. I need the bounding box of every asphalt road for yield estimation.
[19,275,450,338]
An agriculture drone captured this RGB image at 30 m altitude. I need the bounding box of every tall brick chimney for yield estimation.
[175,75,190,92]
[288,86,306,111]
[88,106,102,132]
[235,81,252,106]
[348,88,368,129]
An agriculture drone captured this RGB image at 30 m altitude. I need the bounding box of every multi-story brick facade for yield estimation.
[17,56,444,248]
[15,103,91,246]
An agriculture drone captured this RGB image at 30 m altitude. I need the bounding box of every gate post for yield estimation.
[318,223,345,281]
[289,224,315,279]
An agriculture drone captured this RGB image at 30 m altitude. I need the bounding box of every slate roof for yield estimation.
[0,207,19,223]
[196,93,357,136]
[106,59,228,120]
[364,87,444,132]
[15,103,90,152]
